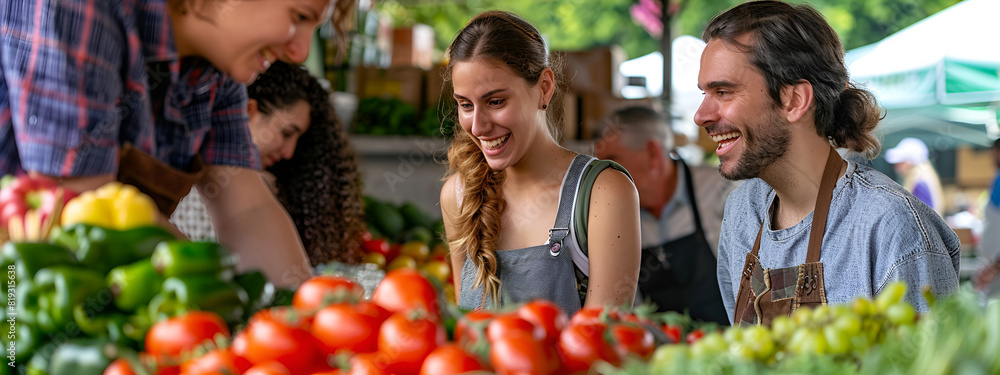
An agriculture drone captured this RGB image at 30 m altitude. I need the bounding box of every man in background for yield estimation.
[593,106,738,324]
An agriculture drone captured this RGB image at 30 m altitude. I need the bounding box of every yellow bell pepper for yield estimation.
[60,182,157,230]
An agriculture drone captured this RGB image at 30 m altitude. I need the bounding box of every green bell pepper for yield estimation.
[16,280,37,326]
[51,223,176,274]
[0,319,41,365]
[235,270,274,319]
[122,305,152,345]
[0,242,78,280]
[26,337,128,375]
[73,304,131,347]
[147,275,248,324]
[150,241,237,279]
[32,266,109,334]
[106,259,163,311]
[270,287,296,307]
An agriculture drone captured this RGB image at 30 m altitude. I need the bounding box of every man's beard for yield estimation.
[719,108,791,181]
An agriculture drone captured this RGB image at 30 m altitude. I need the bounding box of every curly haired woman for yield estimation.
[440,10,641,315]
[263,62,367,266]
[173,61,366,266]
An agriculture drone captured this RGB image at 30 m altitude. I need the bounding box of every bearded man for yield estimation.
[695,0,960,325]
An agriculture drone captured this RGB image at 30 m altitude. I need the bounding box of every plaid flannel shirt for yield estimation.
[0,0,259,177]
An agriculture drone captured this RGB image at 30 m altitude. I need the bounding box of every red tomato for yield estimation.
[661,324,683,344]
[227,331,253,373]
[242,362,291,375]
[152,366,180,375]
[145,311,230,357]
[418,344,487,375]
[372,269,440,315]
[344,352,391,375]
[312,301,389,354]
[609,323,655,360]
[362,230,375,242]
[486,314,543,343]
[489,335,562,375]
[517,300,568,343]
[569,306,619,326]
[620,312,655,327]
[361,238,388,255]
[179,348,239,375]
[103,359,137,375]
[685,328,706,344]
[454,310,495,346]
[378,311,446,375]
[250,306,312,329]
[386,243,402,263]
[243,311,323,374]
[293,276,364,312]
[558,322,620,372]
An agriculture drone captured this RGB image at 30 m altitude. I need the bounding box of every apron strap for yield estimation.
[750,146,842,263]
[806,147,843,263]
[675,155,706,236]
[547,154,595,254]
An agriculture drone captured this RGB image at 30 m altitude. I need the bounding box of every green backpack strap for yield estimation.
[573,160,633,258]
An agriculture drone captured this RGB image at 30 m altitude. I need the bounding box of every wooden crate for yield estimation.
[391,24,435,70]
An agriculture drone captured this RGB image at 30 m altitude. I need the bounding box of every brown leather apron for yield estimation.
[733,147,843,326]
[117,143,206,216]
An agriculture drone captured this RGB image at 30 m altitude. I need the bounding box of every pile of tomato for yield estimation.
[103,267,702,375]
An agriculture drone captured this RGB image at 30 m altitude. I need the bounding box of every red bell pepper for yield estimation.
[0,174,77,236]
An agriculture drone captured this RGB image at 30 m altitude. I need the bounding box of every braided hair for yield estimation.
[251,61,366,265]
[443,10,563,308]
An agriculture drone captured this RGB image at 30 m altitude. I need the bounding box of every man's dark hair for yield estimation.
[703,0,884,158]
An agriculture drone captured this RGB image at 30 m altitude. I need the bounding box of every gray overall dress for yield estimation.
[458,154,594,315]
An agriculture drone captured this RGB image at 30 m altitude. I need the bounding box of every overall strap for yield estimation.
[547,154,596,254]
[806,147,844,263]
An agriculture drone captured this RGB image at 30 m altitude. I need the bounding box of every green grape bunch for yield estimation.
[644,281,920,373]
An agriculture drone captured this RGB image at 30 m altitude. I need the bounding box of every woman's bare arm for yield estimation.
[584,169,641,308]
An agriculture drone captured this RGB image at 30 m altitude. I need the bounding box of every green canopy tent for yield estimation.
[847,0,1000,149]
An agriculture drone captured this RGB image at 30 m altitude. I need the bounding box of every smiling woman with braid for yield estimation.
[439,10,641,314]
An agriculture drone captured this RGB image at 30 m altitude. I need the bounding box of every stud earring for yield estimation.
[541,104,547,110]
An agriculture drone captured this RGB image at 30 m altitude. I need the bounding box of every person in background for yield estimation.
[696,0,960,325]
[974,138,1000,290]
[886,137,945,215]
[440,10,641,315]
[593,106,737,324]
[262,62,367,266]
[172,61,366,266]
[1,0,356,287]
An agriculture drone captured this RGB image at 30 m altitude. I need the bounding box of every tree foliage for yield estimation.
[376,0,964,60]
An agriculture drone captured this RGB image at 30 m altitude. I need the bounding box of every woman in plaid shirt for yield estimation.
[0,0,355,287]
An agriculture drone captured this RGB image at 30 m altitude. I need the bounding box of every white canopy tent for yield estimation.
[618,35,706,145]
[847,0,1000,147]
